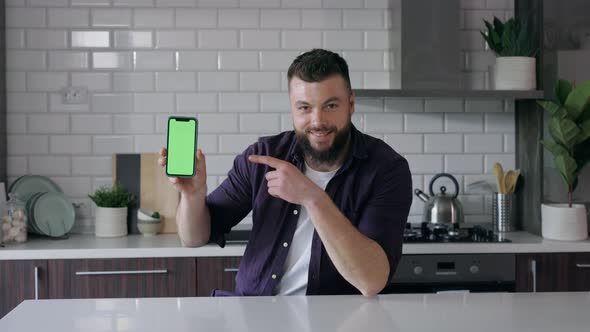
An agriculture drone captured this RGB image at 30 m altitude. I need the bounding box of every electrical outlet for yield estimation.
[61,86,89,105]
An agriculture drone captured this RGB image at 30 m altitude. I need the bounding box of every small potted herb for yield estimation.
[88,182,135,237]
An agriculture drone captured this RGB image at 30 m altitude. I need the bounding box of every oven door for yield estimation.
[382,281,516,294]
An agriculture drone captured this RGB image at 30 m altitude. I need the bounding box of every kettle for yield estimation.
[414,173,464,227]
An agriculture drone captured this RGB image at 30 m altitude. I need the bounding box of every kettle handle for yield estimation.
[429,173,460,198]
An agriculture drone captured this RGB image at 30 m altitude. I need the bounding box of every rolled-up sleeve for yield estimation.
[355,158,412,283]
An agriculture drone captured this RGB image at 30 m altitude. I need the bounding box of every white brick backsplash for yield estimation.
[7,114,26,134]
[240,72,281,91]
[458,195,484,214]
[486,0,512,9]
[48,9,89,28]
[7,51,46,70]
[5,29,25,49]
[281,114,293,131]
[425,99,463,113]
[114,31,153,49]
[114,114,154,134]
[405,113,444,133]
[7,157,28,176]
[72,157,112,176]
[364,72,399,89]
[445,154,483,174]
[261,9,300,28]
[50,135,92,154]
[113,73,154,91]
[193,134,217,153]
[72,73,111,91]
[384,99,422,113]
[176,93,218,113]
[93,136,134,154]
[461,31,485,50]
[461,0,486,9]
[260,51,299,70]
[406,155,443,174]
[485,113,514,133]
[219,9,259,28]
[155,72,196,91]
[92,9,132,27]
[384,134,423,153]
[365,31,399,50]
[323,31,363,50]
[484,154,515,173]
[175,9,217,28]
[219,134,259,153]
[198,72,239,91]
[134,93,174,113]
[465,51,495,71]
[200,0,237,7]
[177,51,217,70]
[49,51,88,70]
[134,135,166,153]
[342,51,384,71]
[134,51,175,70]
[7,93,47,113]
[156,0,195,6]
[113,0,155,8]
[93,93,133,113]
[504,134,514,153]
[72,31,110,48]
[356,98,383,113]
[261,92,290,112]
[6,8,46,28]
[72,114,113,134]
[282,30,322,49]
[198,114,238,133]
[302,9,342,29]
[28,0,68,6]
[27,30,67,49]
[463,10,504,30]
[219,93,259,112]
[156,30,196,49]
[134,9,174,28]
[27,72,68,92]
[29,156,71,176]
[464,134,503,153]
[241,0,280,7]
[445,113,483,133]
[343,9,384,29]
[465,99,503,113]
[50,93,90,112]
[239,114,280,133]
[73,0,111,6]
[206,155,235,176]
[424,134,463,153]
[198,30,239,49]
[324,0,362,8]
[365,113,403,133]
[28,114,69,134]
[219,51,259,70]
[281,0,321,8]
[53,177,92,198]
[7,135,49,155]
[6,72,26,92]
[240,30,280,49]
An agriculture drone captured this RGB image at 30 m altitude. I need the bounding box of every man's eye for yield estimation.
[299,106,309,111]
[327,103,338,109]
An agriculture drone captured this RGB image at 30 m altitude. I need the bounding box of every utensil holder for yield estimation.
[493,193,514,232]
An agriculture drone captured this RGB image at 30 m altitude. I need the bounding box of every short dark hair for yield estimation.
[287,49,352,93]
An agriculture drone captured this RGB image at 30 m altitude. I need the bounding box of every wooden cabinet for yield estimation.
[0,260,48,318]
[516,253,590,292]
[197,256,241,296]
[47,258,196,299]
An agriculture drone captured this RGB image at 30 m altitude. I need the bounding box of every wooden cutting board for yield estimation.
[113,153,179,234]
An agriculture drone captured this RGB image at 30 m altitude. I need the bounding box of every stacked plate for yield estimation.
[9,175,75,238]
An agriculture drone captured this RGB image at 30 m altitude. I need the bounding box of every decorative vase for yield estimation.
[541,203,588,241]
[95,206,128,237]
[494,56,536,90]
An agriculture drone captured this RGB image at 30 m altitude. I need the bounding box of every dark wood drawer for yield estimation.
[0,260,47,318]
[197,256,241,296]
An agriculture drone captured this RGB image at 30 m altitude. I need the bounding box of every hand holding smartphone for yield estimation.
[166,116,198,178]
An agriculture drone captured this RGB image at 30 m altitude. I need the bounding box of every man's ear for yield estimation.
[349,91,355,115]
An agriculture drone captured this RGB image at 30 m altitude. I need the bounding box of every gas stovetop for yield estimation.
[403,223,511,243]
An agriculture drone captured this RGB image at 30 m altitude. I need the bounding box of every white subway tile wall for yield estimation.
[5,0,513,232]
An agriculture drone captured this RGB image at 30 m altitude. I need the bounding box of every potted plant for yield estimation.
[537,79,590,241]
[88,182,135,238]
[481,16,538,90]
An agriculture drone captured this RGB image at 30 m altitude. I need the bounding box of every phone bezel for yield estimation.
[165,116,198,178]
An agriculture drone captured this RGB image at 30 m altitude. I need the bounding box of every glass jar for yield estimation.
[1,193,28,244]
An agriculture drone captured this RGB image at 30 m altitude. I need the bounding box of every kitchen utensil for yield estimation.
[9,175,62,203]
[504,170,519,194]
[33,191,75,238]
[414,173,464,227]
[492,192,514,233]
[492,163,505,193]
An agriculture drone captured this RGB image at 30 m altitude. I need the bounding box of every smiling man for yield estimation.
[159,49,412,297]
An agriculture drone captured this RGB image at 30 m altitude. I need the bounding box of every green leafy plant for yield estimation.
[151,211,160,219]
[537,79,590,207]
[480,16,538,57]
[88,182,135,208]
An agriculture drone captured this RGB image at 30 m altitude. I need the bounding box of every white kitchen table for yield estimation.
[1,292,589,332]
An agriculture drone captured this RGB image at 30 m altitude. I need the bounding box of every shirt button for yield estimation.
[271,274,277,280]
[283,242,289,248]
[293,210,298,215]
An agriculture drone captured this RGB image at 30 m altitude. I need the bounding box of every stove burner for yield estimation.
[403,223,511,243]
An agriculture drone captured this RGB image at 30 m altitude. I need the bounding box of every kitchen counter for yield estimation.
[2,231,590,260]
[1,292,590,331]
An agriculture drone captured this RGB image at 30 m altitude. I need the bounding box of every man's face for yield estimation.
[289,75,355,165]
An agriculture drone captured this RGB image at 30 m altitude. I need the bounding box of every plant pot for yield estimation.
[95,206,128,238]
[541,204,588,241]
[494,56,536,90]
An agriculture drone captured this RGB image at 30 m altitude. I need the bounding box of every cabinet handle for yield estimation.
[34,266,39,300]
[576,264,590,268]
[75,269,168,276]
[531,259,537,293]
[223,268,239,273]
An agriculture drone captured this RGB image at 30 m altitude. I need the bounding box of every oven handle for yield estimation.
[530,259,537,293]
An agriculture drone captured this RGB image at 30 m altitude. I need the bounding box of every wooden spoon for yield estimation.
[492,162,505,193]
[504,170,518,194]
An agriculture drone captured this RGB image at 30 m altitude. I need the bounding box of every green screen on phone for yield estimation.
[166,117,197,177]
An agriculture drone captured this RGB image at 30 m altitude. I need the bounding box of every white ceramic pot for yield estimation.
[494,56,536,90]
[95,206,128,237]
[541,203,588,241]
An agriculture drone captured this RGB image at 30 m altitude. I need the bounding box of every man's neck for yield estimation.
[304,138,351,172]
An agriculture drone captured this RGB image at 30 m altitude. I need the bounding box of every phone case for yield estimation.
[165,116,198,178]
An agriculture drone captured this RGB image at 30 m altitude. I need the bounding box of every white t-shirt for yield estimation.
[274,163,338,295]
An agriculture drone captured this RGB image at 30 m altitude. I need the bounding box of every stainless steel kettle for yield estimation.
[414,173,464,227]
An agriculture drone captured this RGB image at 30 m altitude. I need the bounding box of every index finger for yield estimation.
[248,155,285,169]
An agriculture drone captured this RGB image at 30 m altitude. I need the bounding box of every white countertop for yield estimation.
[1,231,590,260]
[1,292,590,332]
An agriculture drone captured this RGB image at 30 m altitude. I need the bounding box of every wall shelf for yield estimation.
[353,89,545,99]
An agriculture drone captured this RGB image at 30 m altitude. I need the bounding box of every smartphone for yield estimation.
[166,116,198,178]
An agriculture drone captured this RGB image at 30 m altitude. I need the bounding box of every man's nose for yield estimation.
[310,108,325,124]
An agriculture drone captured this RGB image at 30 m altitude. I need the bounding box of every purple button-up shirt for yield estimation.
[206,125,412,296]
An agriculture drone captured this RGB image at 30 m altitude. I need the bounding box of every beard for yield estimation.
[295,121,352,166]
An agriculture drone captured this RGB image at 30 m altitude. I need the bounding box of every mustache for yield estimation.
[305,126,337,134]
